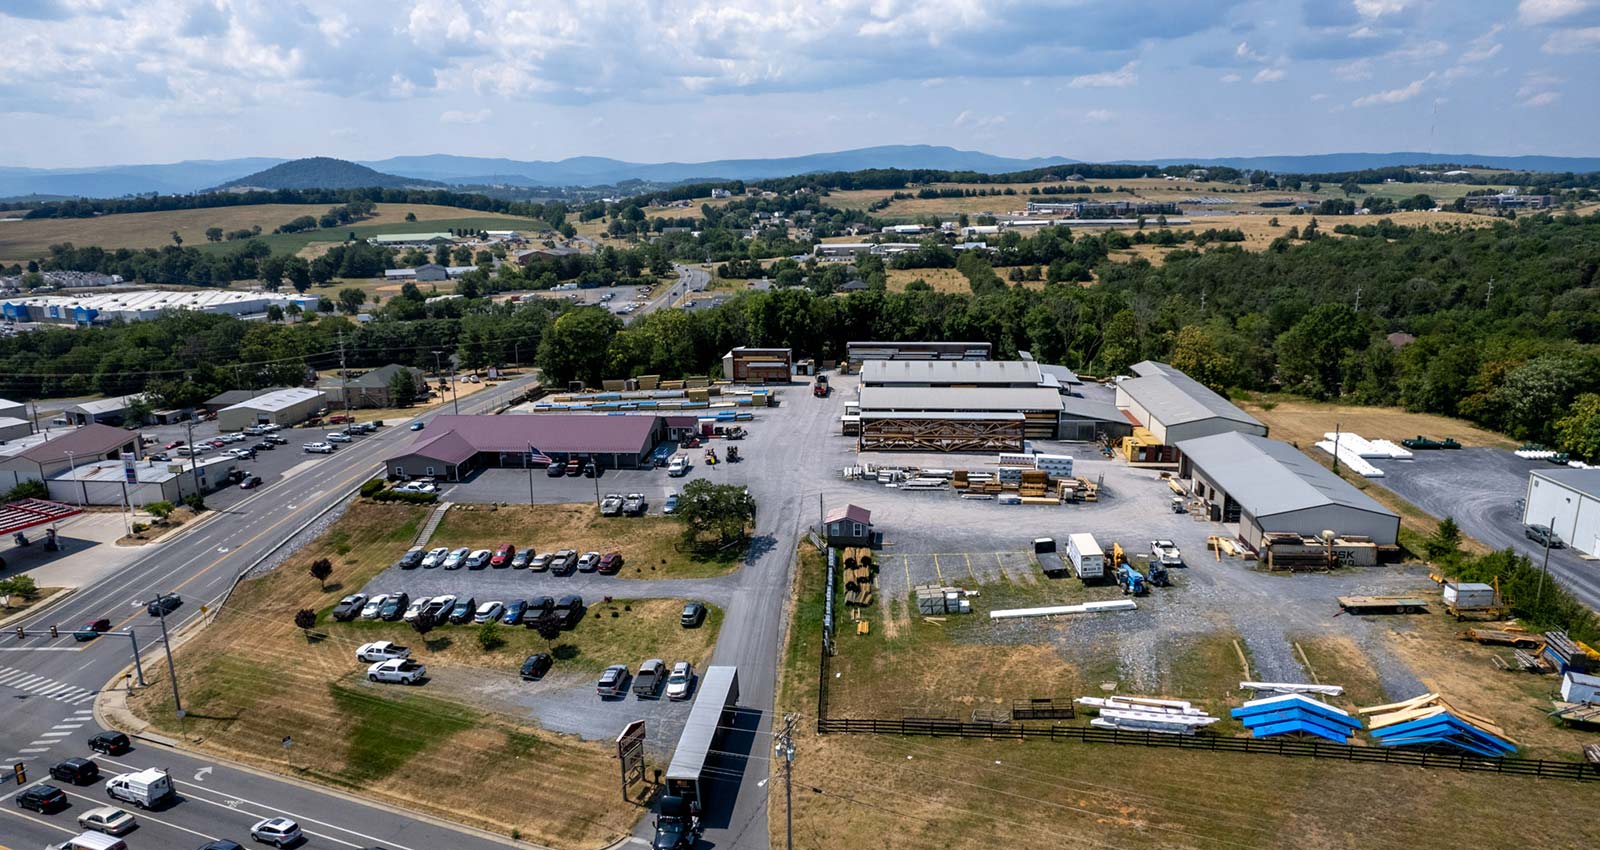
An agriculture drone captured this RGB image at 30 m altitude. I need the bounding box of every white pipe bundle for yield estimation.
[989,600,1136,620]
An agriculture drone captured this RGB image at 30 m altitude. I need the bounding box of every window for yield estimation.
[425,466,435,476]
[393,466,404,477]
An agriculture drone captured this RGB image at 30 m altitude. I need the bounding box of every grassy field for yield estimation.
[431,502,740,579]
[1240,396,1516,451]
[125,501,650,849]
[773,545,1600,850]
[0,203,532,264]
[221,215,550,259]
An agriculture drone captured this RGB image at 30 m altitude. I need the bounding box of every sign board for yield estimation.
[123,453,138,484]
[487,367,500,379]
[616,719,646,800]
[13,763,25,784]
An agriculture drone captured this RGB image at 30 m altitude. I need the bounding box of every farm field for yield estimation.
[0,203,534,264]
[884,267,1046,293]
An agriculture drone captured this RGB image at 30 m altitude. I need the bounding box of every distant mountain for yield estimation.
[1120,152,1600,174]
[214,157,444,191]
[0,158,284,199]
[362,145,1080,186]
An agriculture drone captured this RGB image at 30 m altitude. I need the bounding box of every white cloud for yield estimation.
[953,109,1005,130]
[1084,108,1112,123]
[1334,59,1373,80]
[1390,39,1448,60]
[1310,92,1329,101]
[1351,72,1434,106]
[1253,67,1285,83]
[1353,0,1419,17]
[1220,72,1242,83]
[1519,0,1593,25]
[1234,40,1267,62]
[1068,61,1137,88]
[1523,90,1560,106]
[440,108,490,124]
[1518,72,1564,96]
[1544,26,1600,52]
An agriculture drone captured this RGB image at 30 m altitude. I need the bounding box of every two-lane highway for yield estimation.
[0,374,539,850]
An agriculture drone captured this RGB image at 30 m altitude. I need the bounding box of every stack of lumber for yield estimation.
[951,470,969,489]
[1231,693,1362,743]
[842,548,875,607]
[1542,630,1598,674]
[1019,469,1049,498]
[1240,682,1345,697]
[1360,693,1518,757]
[1076,695,1219,736]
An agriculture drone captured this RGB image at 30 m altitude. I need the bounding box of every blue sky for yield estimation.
[2,0,1597,168]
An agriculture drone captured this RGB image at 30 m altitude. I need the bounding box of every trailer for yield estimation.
[1033,538,1068,578]
[1065,533,1105,582]
[1337,595,1428,614]
[665,666,740,809]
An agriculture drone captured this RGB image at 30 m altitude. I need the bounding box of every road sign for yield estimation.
[616,719,646,800]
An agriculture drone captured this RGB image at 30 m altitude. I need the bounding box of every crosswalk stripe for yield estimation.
[34,683,69,697]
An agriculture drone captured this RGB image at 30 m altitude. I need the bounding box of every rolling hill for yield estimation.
[214,157,444,191]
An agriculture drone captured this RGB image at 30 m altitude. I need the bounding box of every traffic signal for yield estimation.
[49,625,58,638]
[12,763,24,784]
[13,626,22,639]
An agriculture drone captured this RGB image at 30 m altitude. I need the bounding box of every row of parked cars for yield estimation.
[597,658,696,700]
[399,544,625,575]
[337,591,590,629]
[599,492,648,517]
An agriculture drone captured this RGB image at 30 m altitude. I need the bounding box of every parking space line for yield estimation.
[932,554,944,583]
[902,555,910,587]
[964,553,976,581]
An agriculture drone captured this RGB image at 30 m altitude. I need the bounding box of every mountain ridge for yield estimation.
[214,157,444,191]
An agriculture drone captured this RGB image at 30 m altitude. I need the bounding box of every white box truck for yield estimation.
[1066,533,1105,581]
[104,767,174,809]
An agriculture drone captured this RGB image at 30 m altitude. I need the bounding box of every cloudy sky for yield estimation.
[2,0,1597,168]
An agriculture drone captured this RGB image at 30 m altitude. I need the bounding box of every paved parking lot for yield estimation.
[1371,448,1600,608]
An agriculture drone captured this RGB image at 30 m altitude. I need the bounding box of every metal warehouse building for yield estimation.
[384,414,664,481]
[1115,361,1266,462]
[721,347,793,383]
[216,387,328,431]
[847,341,991,362]
[858,359,1045,389]
[1177,431,1399,546]
[856,386,1064,452]
[1524,468,1600,558]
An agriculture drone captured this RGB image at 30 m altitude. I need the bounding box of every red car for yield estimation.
[490,543,515,568]
[597,551,624,575]
[165,439,185,450]
[208,438,226,448]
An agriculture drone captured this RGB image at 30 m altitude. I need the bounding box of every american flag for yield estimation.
[528,444,553,465]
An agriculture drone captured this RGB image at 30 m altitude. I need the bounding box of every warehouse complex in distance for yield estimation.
[1,289,317,325]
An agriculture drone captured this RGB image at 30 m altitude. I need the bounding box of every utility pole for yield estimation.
[184,417,201,499]
[1331,422,1341,474]
[1537,514,1555,609]
[1353,286,1362,312]
[774,713,798,850]
[63,449,88,505]
[127,629,146,687]
[151,594,183,718]
[337,330,350,423]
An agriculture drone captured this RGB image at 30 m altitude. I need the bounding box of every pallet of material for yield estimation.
[1543,630,1597,674]
[1020,496,1060,505]
[951,470,969,489]
[1240,681,1345,697]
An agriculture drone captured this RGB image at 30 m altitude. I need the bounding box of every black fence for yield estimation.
[1010,698,1076,721]
[816,716,1600,782]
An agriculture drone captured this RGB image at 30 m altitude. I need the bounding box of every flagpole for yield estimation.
[527,444,536,506]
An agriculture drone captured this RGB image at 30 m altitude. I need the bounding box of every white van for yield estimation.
[50,832,128,850]
[1065,533,1105,581]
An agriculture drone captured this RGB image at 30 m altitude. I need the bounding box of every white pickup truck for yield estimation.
[1150,539,1183,567]
[105,768,174,809]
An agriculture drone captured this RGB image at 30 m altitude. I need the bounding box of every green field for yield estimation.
[196,215,551,257]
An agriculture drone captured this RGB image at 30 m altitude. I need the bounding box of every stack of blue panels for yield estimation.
[1230,693,1362,744]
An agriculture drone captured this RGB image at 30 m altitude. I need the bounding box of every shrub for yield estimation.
[144,500,176,521]
[360,479,386,498]
[371,489,438,504]
[183,494,206,512]
[3,480,48,501]
[309,557,333,589]
[476,621,505,652]
[130,522,149,534]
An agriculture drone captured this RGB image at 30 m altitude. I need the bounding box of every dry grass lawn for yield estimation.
[1240,397,1515,451]
[0,203,527,264]
[126,502,646,849]
[432,503,739,579]
[883,267,1047,293]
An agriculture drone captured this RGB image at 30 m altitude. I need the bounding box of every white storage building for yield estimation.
[47,455,237,507]
[1523,468,1600,558]
[217,387,327,431]
[1115,361,1266,445]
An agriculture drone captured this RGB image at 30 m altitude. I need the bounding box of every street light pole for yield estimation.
[151,594,183,718]
[184,418,201,500]
[63,449,88,505]
[1537,514,1555,609]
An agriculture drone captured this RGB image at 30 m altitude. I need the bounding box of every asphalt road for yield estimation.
[0,374,537,850]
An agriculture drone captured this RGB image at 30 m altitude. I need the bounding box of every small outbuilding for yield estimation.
[722,348,792,383]
[1562,671,1600,705]
[825,504,874,548]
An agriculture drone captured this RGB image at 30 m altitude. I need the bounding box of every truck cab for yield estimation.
[652,794,702,850]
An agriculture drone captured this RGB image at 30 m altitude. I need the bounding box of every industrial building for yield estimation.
[1115,361,1266,463]
[858,359,1046,389]
[385,414,665,481]
[1523,468,1600,558]
[1176,431,1399,547]
[203,387,291,414]
[381,264,478,281]
[1,290,308,326]
[721,348,793,383]
[856,386,1064,452]
[0,398,25,421]
[0,417,30,442]
[0,425,140,491]
[812,242,915,261]
[319,364,428,409]
[847,341,991,362]
[216,387,327,431]
[1058,395,1134,442]
[47,454,236,507]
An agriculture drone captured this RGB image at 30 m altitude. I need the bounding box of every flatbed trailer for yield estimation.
[1337,595,1429,614]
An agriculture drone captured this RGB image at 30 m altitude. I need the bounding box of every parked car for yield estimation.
[266,434,288,445]
[448,597,477,624]
[367,658,426,685]
[78,807,137,836]
[356,641,411,663]
[524,596,556,618]
[332,593,367,622]
[623,493,646,516]
[490,543,515,568]
[49,757,99,785]
[662,493,679,514]
[551,549,578,576]
[472,601,505,623]
[147,594,181,617]
[1525,524,1565,548]
[15,784,68,813]
[443,547,470,569]
[597,664,630,698]
[74,618,111,641]
[359,594,389,620]
[520,653,553,681]
[87,731,130,756]
[421,546,449,568]
[303,442,335,454]
[511,549,535,569]
[528,551,552,572]
[633,659,666,698]
[164,439,185,450]
[378,592,409,621]
[598,551,624,575]
[243,426,265,436]
[668,455,689,477]
[600,493,624,516]
[666,661,695,700]
[397,546,425,569]
[326,432,352,443]
[465,548,492,570]
[403,597,430,622]
[554,594,585,627]
[502,599,528,625]
[228,448,255,460]
[252,441,275,452]
[680,601,707,628]
[239,475,263,490]
[250,817,304,847]
[545,462,565,478]
[577,551,602,573]
[421,595,455,622]
[564,457,582,476]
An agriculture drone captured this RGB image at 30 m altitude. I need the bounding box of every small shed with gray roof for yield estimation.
[1115,361,1266,446]
[1176,431,1399,546]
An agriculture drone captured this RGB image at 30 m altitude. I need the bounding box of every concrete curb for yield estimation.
[0,587,76,630]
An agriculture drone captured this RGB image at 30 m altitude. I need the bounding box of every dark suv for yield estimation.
[88,730,131,755]
[49,757,99,785]
[147,594,182,616]
[15,784,67,813]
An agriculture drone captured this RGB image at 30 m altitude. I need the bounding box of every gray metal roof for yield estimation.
[1531,467,1600,499]
[1060,396,1127,423]
[1176,432,1397,520]
[860,359,1043,386]
[221,387,325,414]
[858,386,1064,413]
[1118,372,1261,429]
[666,666,738,782]
[859,410,1025,421]
[68,395,139,416]
[1037,363,1082,385]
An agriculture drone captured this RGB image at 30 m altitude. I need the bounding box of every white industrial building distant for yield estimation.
[48,455,237,507]
[1177,431,1400,546]
[1523,468,1600,558]
[217,387,327,431]
[1,289,315,326]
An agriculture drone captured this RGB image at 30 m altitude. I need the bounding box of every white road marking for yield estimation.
[52,785,220,843]
[37,732,70,739]
[0,646,81,652]
[51,723,83,730]
[18,748,50,754]
[0,801,78,836]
